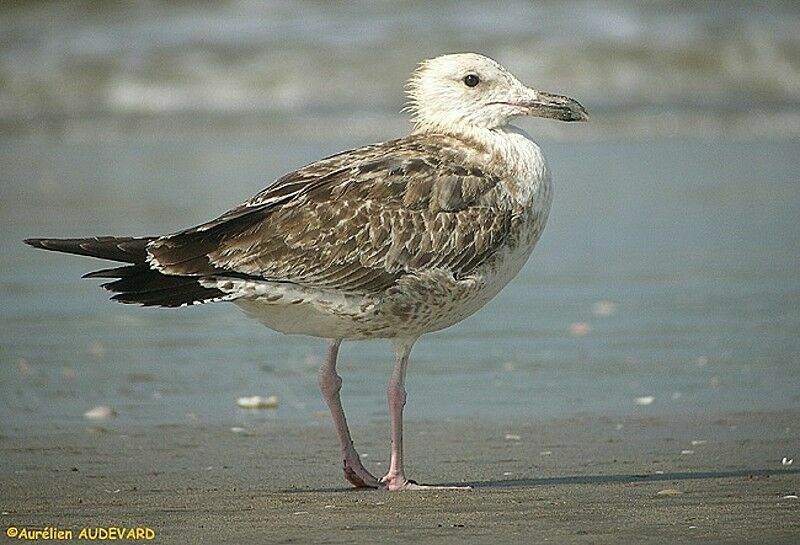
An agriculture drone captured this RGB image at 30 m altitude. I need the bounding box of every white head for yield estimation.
[405,53,587,133]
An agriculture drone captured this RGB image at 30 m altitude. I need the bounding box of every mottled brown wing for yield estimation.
[147,134,517,294]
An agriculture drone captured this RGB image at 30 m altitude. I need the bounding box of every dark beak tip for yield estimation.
[516,93,589,122]
[568,100,589,122]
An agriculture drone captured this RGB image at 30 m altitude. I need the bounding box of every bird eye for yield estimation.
[463,74,480,87]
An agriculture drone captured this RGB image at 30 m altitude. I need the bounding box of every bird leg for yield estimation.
[318,339,380,489]
[380,338,470,491]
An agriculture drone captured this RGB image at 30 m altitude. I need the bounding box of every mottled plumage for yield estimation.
[25,53,586,490]
[151,134,512,293]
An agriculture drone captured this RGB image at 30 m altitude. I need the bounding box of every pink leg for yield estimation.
[318,339,380,488]
[380,338,471,491]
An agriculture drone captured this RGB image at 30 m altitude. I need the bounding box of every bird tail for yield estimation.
[24,236,226,307]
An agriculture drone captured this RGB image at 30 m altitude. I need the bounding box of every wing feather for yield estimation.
[147,134,518,294]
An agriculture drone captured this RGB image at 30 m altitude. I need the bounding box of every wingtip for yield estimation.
[23,238,46,249]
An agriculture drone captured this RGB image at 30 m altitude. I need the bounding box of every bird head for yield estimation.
[405,53,588,132]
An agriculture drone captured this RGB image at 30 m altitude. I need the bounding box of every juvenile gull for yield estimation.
[25,53,587,491]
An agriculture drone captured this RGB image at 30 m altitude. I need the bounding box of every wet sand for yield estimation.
[2,411,798,544]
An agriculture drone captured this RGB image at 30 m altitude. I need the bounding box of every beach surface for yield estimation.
[2,411,798,544]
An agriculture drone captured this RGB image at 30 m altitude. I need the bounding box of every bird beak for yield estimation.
[507,89,589,122]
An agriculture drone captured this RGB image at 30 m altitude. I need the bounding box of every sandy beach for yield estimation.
[2,411,797,544]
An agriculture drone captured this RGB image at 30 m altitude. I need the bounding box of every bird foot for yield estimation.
[380,472,472,491]
[342,448,381,489]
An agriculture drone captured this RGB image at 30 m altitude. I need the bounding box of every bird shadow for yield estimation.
[285,468,799,494]
[461,467,800,489]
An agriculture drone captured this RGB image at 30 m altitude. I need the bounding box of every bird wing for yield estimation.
[147,134,519,294]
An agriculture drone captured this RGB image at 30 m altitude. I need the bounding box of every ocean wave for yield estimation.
[1,0,799,137]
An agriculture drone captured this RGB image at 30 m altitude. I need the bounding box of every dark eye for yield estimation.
[463,74,480,87]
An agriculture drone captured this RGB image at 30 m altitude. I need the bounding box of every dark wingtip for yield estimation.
[24,238,65,250]
[24,238,46,248]
[22,236,154,263]
[24,238,76,253]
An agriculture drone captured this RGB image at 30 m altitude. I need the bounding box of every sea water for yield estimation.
[1,1,799,434]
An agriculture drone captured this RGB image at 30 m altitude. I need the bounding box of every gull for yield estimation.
[25,53,587,491]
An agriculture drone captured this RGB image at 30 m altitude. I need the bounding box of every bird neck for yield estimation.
[412,122,549,205]
[412,124,548,182]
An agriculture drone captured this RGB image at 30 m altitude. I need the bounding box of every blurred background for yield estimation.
[2,0,800,138]
[2,1,799,434]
